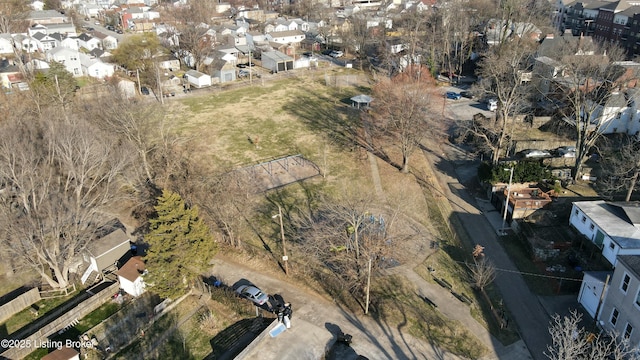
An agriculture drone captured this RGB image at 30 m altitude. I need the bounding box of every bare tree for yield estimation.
[472,38,538,164]
[292,188,404,294]
[597,136,640,200]
[467,257,496,291]
[545,310,638,360]
[0,0,29,34]
[368,65,442,173]
[0,118,130,288]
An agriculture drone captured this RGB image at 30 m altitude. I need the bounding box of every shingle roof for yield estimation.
[618,255,640,279]
[116,256,145,282]
[574,200,640,249]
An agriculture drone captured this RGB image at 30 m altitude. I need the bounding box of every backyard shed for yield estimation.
[184,70,212,88]
[116,256,146,297]
[261,51,293,73]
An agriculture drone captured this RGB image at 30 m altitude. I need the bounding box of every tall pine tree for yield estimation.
[144,190,216,299]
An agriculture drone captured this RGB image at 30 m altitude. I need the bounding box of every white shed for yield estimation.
[116,256,146,297]
[261,51,293,73]
[184,70,212,88]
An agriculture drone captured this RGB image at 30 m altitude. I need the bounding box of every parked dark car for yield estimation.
[460,91,474,99]
[445,91,462,100]
[140,86,150,95]
[237,63,247,68]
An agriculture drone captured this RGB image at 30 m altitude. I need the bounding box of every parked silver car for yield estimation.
[555,146,576,158]
[236,285,269,305]
[518,149,552,158]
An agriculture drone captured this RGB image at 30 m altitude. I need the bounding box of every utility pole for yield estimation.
[364,258,372,314]
[273,205,289,275]
[501,166,514,235]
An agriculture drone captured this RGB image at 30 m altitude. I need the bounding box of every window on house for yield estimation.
[625,323,633,339]
[610,242,616,250]
[636,290,640,307]
[575,209,579,216]
[582,216,587,223]
[611,308,619,325]
[590,223,595,230]
[622,273,631,293]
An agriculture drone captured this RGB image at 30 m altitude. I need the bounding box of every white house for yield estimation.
[50,33,78,50]
[78,3,102,18]
[30,0,45,11]
[0,34,13,55]
[570,201,640,267]
[32,32,57,52]
[92,32,118,50]
[77,33,101,51]
[79,53,114,79]
[46,46,82,76]
[116,256,146,297]
[12,34,38,53]
[184,70,211,88]
[266,30,305,46]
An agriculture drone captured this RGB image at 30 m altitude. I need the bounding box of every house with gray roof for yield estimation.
[570,201,640,266]
[594,255,640,348]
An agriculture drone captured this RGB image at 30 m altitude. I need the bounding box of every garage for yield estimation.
[577,271,610,318]
[261,51,293,74]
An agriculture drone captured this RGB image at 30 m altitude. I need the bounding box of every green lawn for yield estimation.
[0,290,79,337]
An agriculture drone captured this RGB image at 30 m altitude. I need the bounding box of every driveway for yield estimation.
[209,256,468,360]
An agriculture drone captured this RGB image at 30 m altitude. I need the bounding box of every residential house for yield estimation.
[78,3,102,18]
[31,0,45,11]
[77,33,101,51]
[28,22,76,36]
[484,19,542,46]
[27,10,68,25]
[32,32,57,52]
[494,186,553,224]
[532,56,565,100]
[12,34,38,53]
[157,56,180,71]
[0,62,25,90]
[597,255,640,348]
[92,32,118,51]
[79,228,130,284]
[210,59,236,83]
[46,46,82,76]
[266,30,305,47]
[51,33,79,50]
[0,34,13,55]
[41,347,80,360]
[26,58,50,72]
[79,53,115,79]
[184,69,212,88]
[261,50,293,73]
[570,201,640,267]
[116,256,146,297]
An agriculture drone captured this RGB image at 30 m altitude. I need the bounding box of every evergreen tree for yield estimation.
[144,190,216,299]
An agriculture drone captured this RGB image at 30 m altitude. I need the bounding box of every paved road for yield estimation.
[422,140,551,360]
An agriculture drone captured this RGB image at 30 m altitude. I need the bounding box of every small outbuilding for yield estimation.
[80,228,131,284]
[350,94,372,108]
[41,347,80,360]
[261,51,293,73]
[184,70,212,88]
[116,256,146,297]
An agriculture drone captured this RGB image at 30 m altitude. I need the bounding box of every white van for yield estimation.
[487,99,497,112]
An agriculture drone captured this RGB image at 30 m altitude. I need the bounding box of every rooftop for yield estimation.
[116,256,145,282]
[574,200,640,249]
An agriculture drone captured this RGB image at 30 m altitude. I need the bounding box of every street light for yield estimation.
[501,167,514,235]
[272,205,289,275]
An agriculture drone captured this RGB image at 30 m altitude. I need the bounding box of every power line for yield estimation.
[454,259,601,282]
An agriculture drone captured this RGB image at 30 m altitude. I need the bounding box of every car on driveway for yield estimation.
[446,92,462,100]
[517,149,552,159]
[329,50,344,58]
[460,91,474,99]
[236,285,268,306]
[140,86,150,95]
[554,146,576,158]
